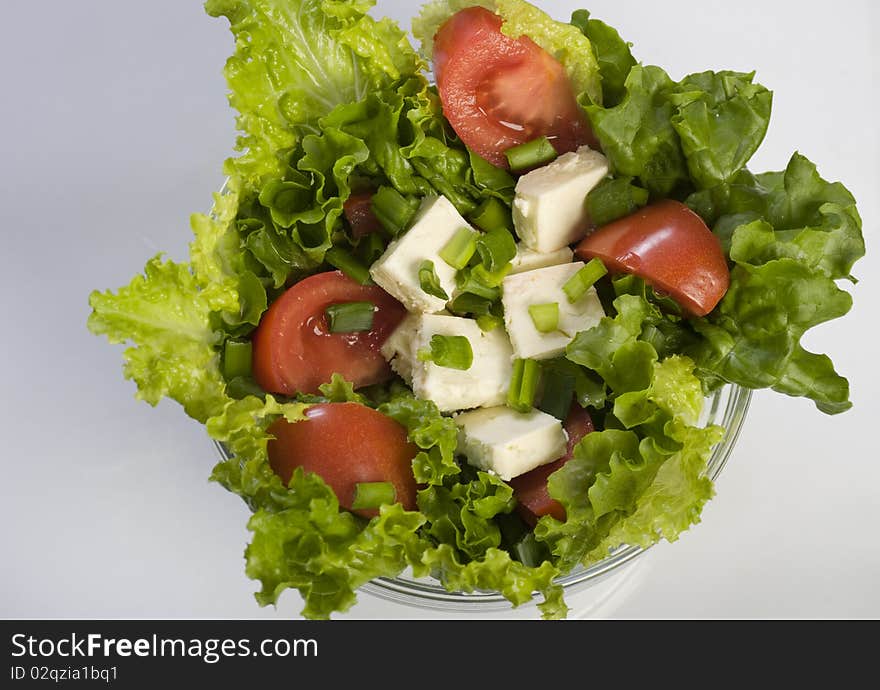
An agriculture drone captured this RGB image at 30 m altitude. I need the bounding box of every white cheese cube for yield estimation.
[502,262,605,361]
[369,195,473,313]
[411,314,514,413]
[455,407,568,481]
[509,243,574,275]
[380,313,420,385]
[512,146,609,253]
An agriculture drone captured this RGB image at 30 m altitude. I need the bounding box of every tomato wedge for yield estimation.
[509,404,594,526]
[252,271,407,396]
[343,192,383,239]
[575,200,730,317]
[268,403,419,518]
[433,6,595,169]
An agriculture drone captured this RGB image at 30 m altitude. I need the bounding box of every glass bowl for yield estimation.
[214,383,751,615]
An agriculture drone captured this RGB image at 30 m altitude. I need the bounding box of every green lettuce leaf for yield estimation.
[686,153,863,413]
[206,0,424,189]
[87,256,234,424]
[418,469,515,561]
[378,384,461,486]
[416,544,566,619]
[207,395,429,619]
[691,259,853,414]
[540,295,723,570]
[570,9,636,107]
[585,67,772,197]
[584,65,689,198]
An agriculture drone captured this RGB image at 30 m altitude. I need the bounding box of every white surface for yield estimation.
[1,0,877,620]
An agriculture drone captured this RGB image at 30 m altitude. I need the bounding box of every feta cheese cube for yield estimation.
[512,146,609,253]
[380,313,420,385]
[502,262,605,361]
[411,314,514,412]
[509,243,574,275]
[369,195,473,313]
[455,406,568,481]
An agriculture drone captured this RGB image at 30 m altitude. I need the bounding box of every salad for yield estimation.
[87,0,864,619]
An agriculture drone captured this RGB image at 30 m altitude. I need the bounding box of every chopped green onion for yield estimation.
[449,292,493,316]
[538,366,577,421]
[528,302,560,333]
[455,268,501,301]
[417,334,474,370]
[507,358,541,412]
[476,226,517,273]
[371,186,420,236]
[351,482,397,511]
[472,262,512,289]
[223,340,253,380]
[505,136,558,172]
[585,176,650,227]
[355,230,386,266]
[325,301,375,333]
[439,227,478,270]
[476,313,505,332]
[470,197,513,233]
[563,258,608,303]
[418,260,449,301]
[325,247,373,285]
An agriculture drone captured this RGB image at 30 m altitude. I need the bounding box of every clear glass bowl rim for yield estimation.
[214,383,751,613]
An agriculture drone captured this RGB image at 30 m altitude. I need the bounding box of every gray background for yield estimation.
[2,0,877,619]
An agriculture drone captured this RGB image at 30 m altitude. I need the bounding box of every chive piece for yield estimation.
[538,367,577,421]
[455,268,501,301]
[325,247,372,285]
[472,262,512,289]
[417,335,473,370]
[476,313,504,332]
[351,482,397,511]
[563,258,608,303]
[528,302,560,334]
[585,176,650,227]
[223,340,253,380]
[325,302,375,333]
[355,230,386,266]
[507,358,541,412]
[418,260,449,301]
[449,292,493,316]
[470,197,513,233]
[371,186,419,236]
[439,227,478,270]
[476,226,517,273]
[505,136,558,172]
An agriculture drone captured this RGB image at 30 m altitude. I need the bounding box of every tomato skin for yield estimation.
[575,200,730,317]
[433,6,595,169]
[343,192,383,239]
[268,403,419,518]
[510,405,594,526]
[252,271,407,396]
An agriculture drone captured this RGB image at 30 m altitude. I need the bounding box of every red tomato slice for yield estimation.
[433,6,596,169]
[268,402,419,518]
[343,192,383,239]
[510,404,594,526]
[252,271,406,396]
[575,200,730,317]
